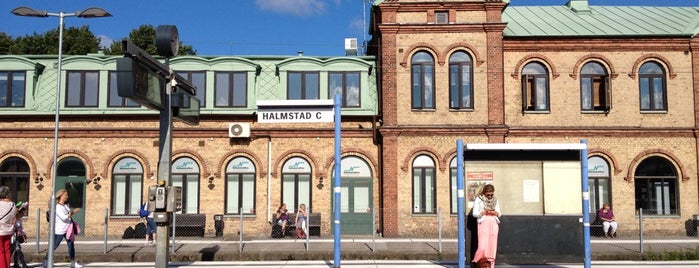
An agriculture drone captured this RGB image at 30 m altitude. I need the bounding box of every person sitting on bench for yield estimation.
[597,203,618,238]
[275,203,290,236]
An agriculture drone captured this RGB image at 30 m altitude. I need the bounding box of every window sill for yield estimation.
[581,110,609,114]
[640,110,668,114]
[411,109,435,112]
[449,108,474,112]
[522,110,550,114]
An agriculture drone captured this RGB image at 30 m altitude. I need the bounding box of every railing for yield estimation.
[27,207,699,256]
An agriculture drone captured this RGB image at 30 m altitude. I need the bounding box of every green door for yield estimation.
[54,157,86,234]
[338,178,373,235]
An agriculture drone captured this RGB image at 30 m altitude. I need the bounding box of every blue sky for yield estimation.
[1,0,697,57]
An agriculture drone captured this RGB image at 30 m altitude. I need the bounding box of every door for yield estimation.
[54,157,86,234]
[54,177,85,233]
[338,178,373,234]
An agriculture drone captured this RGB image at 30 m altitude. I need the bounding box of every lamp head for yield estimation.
[76,7,111,18]
[11,6,48,17]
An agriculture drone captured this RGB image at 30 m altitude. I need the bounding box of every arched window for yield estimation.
[587,156,611,213]
[521,62,549,112]
[634,156,677,215]
[411,51,435,110]
[281,157,312,213]
[171,157,200,214]
[638,61,667,111]
[449,51,473,110]
[111,157,143,216]
[0,157,30,205]
[225,156,256,215]
[580,62,610,112]
[412,155,436,214]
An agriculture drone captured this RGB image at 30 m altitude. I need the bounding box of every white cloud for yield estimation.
[97,34,113,49]
[255,0,328,17]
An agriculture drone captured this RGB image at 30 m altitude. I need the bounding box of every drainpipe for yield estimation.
[267,137,272,223]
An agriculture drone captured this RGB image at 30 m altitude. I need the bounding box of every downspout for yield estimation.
[267,137,272,223]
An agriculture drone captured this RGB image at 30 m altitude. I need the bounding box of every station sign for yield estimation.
[256,99,334,123]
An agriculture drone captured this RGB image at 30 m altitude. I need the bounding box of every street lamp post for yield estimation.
[11,6,111,268]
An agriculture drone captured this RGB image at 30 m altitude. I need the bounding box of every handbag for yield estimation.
[15,231,25,243]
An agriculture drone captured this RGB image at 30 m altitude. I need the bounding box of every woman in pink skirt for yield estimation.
[471,184,501,268]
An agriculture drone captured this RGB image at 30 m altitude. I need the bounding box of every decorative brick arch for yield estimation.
[321,149,379,179]
[569,54,619,79]
[400,44,440,68]
[400,147,442,172]
[628,54,677,79]
[625,149,689,182]
[46,150,97,180]
[215,149,266,179]
[272,150,320,178]
[587,149,622,176]
[102,150,153,181]
[441,149,464,173]
[442,43,485,67]
[172,150,210,178]
[0,150,39,180]
[510,54,560,79]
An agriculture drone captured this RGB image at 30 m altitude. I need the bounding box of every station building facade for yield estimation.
[2,0,699,238]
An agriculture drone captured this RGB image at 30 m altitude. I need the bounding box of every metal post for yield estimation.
[45,14,66,267]
[456,140,465,268]
[155,59,174,268]
[372,207,376,252]
[35,208,40,254]
[581,139,591,268]
[333,93,342,267]
[438,208,442,253]
[104,208,108,254]
[239,208,243,252]
[639,208,644,253]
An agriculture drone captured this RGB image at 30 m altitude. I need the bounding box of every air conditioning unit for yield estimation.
[345,38,358,56]
[228,123,250,138]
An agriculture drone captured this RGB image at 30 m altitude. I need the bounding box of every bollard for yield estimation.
[214,214,224,237]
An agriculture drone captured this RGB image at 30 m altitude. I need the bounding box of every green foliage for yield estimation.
[2,24,196,56]
[2,26,100,55]
[645,246,699,260]
[103,24,196,56]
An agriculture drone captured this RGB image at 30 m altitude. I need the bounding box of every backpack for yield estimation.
[138,203,149,218]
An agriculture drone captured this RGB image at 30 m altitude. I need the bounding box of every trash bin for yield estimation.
[694,215,699,237]
[214,214,224,237]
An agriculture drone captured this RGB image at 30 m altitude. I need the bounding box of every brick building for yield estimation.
[1,0,699,238]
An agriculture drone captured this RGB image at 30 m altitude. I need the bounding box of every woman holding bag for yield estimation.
[471,184,501,268]
[43,189,82,268]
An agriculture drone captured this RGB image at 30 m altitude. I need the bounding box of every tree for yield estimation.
[0,33,12,55]
[0,26,101,55]
[104,24,197,56]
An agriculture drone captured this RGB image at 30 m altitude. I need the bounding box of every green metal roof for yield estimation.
[503,5,699,37]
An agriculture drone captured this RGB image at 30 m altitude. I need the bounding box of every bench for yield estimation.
[171,213,206,237]
[307,213,321,236]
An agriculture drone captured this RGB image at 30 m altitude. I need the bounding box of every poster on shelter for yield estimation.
[466,171,493,201]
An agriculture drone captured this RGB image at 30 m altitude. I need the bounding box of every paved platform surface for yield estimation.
[20,260,699,267]
[16,236,699,266]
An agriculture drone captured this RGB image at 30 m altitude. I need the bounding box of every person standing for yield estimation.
[139,202,156,245]
[0,186,16,268]
[44,189,81,268]
[598,203,618,238]
[471,184,501,268]
[294,204,308,239]
[12,202,28,268]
